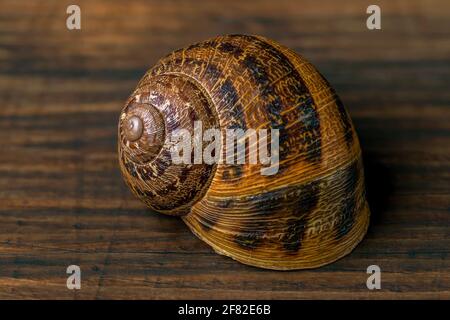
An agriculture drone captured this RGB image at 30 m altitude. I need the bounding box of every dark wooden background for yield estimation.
[0,0,448,299]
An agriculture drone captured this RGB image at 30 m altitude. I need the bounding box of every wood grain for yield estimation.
[0,0,449,299]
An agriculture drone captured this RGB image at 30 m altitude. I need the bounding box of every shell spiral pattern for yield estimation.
[118,34,370,270]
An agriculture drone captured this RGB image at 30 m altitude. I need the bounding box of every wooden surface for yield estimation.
[0,0,449,299]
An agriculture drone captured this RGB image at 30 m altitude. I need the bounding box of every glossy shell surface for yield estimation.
[118,35,370,270]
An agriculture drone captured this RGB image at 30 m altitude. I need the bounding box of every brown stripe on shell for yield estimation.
[335,96,354,145]
[149,164,214,211]
[221,166,243,181]
[281,180,320,253]
[281,216,310,253]
[227,35,322,164]
[309,73,354,147]
[334,158,361,239]
[234,226,265,249]
[231,179,320,251]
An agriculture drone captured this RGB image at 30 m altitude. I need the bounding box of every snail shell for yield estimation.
[118,35,370,270]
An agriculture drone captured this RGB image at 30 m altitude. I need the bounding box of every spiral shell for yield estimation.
[118,34,370,270]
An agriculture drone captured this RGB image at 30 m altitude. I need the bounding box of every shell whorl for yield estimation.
[119,74,219,216]
[118,34,370,270]
[119,103,165,164]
